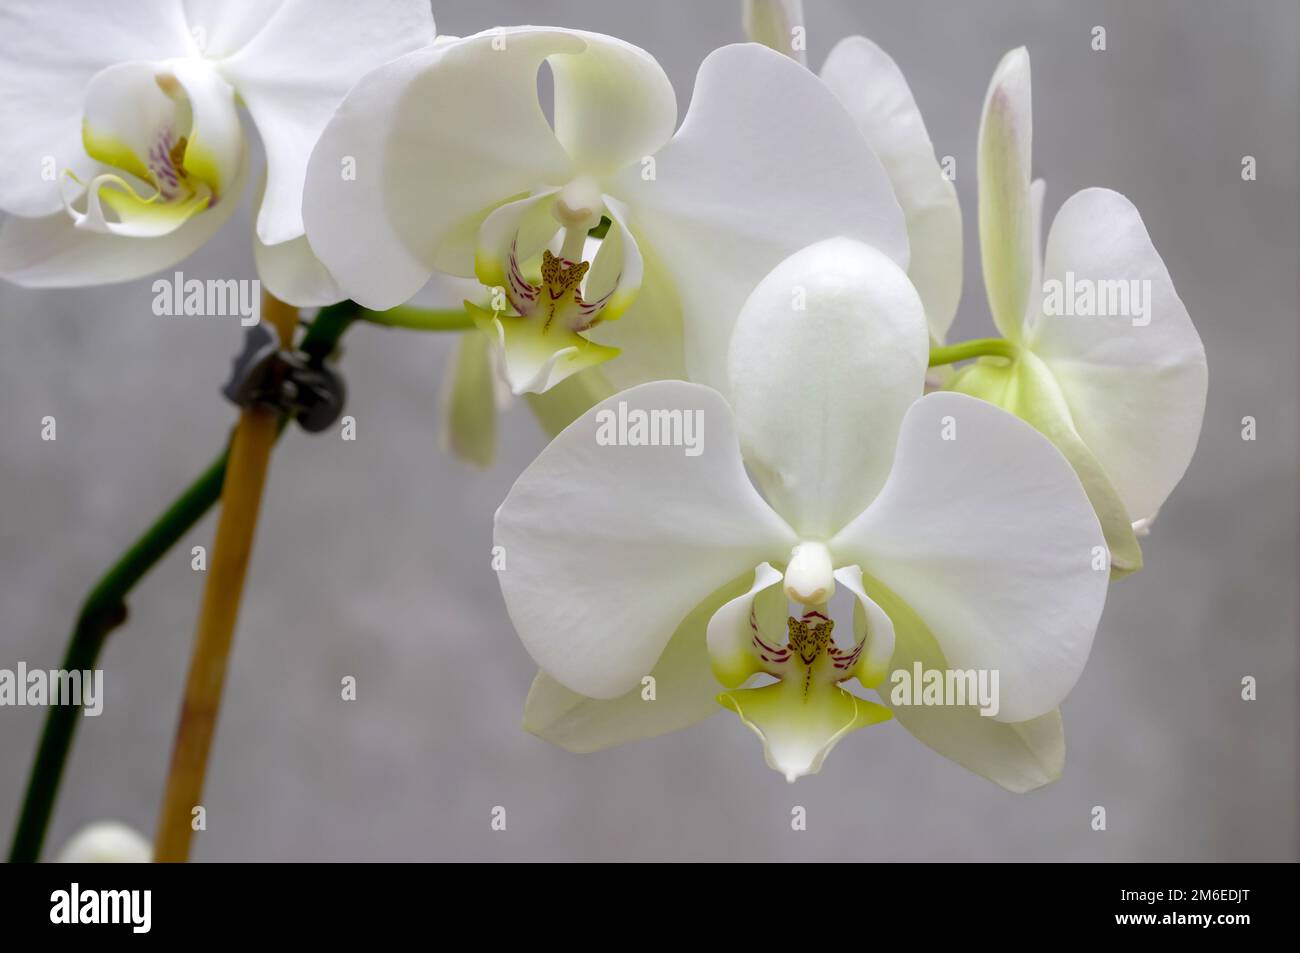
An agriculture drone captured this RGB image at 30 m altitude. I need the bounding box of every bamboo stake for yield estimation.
[153,291,298,862]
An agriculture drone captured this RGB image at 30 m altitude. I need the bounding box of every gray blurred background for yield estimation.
[1,0,1295,861]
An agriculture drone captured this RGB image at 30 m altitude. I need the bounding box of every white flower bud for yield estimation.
[57,821,152,863]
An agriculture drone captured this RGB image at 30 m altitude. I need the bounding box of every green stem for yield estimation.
[928,337,1020,368]
[299,303,358,361]
[359,305,474,332]
[8,454,228,863]
[6,304,356,863]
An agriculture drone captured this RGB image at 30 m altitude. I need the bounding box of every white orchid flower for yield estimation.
[302,26,908,396]
[57,820,152,862]
[0,0,435,305]
[743,1,962,344]
[947,48,1208,575]
[495,238,1109,789]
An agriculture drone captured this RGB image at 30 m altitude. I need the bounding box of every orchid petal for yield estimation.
[495,381,797,699]
[832,392,1108,724]
[727,238,928,539]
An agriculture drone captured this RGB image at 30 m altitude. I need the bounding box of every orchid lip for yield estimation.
[718,591,891,783]
[504,239,619,333]
[749,607,867,687]
[65,60,241,238]
[144,128,188,201]
[464,188,627,397]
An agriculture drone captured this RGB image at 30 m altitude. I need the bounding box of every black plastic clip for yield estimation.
[222,322,346,433]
